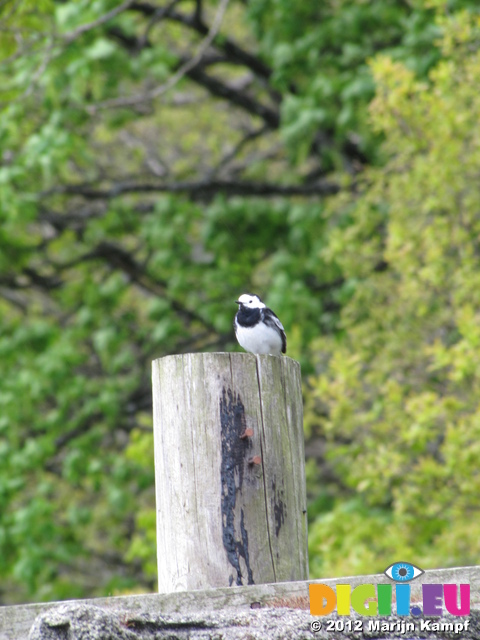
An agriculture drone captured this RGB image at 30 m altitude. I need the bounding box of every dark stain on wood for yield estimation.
[239,508,254,585]
[220,387,254,586]
[272,477,286,537]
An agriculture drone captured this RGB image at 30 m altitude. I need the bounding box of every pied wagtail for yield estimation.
[234,293,287,355]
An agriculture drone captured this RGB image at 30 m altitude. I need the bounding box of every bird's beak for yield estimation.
[235,300,241,305]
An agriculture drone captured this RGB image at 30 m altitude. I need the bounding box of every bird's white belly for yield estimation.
[235,322,283,355]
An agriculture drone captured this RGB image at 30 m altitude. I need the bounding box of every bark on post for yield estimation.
[152,352,308,593]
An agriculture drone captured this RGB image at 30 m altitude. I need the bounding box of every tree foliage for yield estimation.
[307,8,480,578]
[0,0,479,602]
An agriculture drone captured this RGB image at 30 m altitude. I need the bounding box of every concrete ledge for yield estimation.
[1,566,479,639]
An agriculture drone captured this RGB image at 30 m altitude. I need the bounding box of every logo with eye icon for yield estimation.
[310,560,470,617]
[384,562,424,583]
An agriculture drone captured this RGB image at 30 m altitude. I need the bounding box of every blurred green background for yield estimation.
[1,0,480,603]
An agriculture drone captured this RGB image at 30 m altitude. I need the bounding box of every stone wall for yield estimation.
[1,566,478,640]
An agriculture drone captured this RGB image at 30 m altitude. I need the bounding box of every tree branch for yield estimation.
[184,63,280,127]
[56,240,219,333]
[207,125,268,178]
[63,0,136,45]
[91,0,231,111]
[130,1,273,81]
[48,178,339,200]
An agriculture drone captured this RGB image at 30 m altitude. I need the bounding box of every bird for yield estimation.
[234,293,287,355]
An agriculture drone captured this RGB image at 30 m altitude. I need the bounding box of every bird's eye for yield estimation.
[384,562,424,582]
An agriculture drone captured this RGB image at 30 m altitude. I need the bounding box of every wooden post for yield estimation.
[152,352,308,593]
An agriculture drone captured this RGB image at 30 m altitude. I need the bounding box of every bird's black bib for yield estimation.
[236,306,262,327]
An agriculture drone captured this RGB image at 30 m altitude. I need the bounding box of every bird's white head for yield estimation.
[235,293,266,309]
